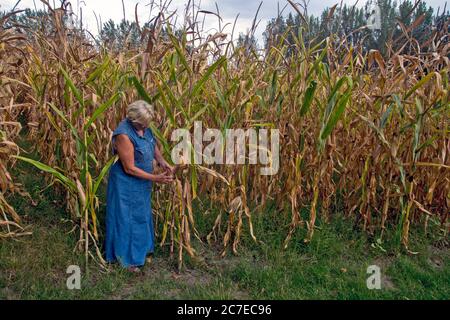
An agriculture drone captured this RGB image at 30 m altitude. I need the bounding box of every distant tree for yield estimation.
[263,0,446,56]
[236,32,259,54]
[2,8,54,37]
[263,16,286,50]
[100,19,141,50]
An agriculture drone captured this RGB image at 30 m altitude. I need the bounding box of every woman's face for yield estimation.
[132,122,148,131]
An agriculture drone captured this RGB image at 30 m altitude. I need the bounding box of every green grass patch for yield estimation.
[1,157,448,300]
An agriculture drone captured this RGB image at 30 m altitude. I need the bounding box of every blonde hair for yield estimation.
[126,100,154,127]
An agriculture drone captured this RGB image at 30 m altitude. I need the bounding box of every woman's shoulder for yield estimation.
[113,119,132,137]
[112,119,139,147]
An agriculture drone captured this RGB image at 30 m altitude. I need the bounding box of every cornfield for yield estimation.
[0,10,31,239]
[1,1,448,270]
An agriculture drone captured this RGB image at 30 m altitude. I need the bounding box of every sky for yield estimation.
[1,0,448,44]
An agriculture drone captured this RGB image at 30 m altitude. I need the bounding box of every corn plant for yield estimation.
[2,2,448,269]
[15,67,123,269]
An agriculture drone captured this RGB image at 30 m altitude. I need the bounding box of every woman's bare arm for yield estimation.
[115,134,173,183]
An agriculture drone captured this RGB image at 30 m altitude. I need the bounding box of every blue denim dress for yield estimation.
[105,118,156,267]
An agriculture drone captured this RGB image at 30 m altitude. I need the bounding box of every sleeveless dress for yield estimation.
[105,118,156,267]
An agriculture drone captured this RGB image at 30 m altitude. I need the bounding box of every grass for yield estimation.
[1,161,448,300]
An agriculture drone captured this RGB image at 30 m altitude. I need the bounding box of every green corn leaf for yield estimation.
[412,98,423,163]
[169,34,192,76]
[212,77,228,113]
[320,89,351,141]
[86,57,110,84]
[93,156,117,194]
[154,81,176,125]
[48,103,83,146]
[84,92,121,130]
[415,136,438,154]
[129,76,156,104]
[88,152,98,166]
[325,76,350,117]
[13,156,76,191]
[306,45,327,82]
[44,110,63,135]
[404,72,435,100]
[158,74,188,119]
[60,66,84,107]
[269,69,278,105]
[300,80,317,116]
[191,56,227,98]
[190,105,208,124]
[380,103,394,129]
[149,123,170,156]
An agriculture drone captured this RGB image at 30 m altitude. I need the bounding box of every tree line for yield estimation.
[2,0,449,56]
[262,0,448,55]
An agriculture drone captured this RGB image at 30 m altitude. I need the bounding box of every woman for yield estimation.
[105,100,174,272]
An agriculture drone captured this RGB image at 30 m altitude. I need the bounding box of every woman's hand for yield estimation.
[160,161,175,175]
[151,172,174,184]
[154,144,175,175]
